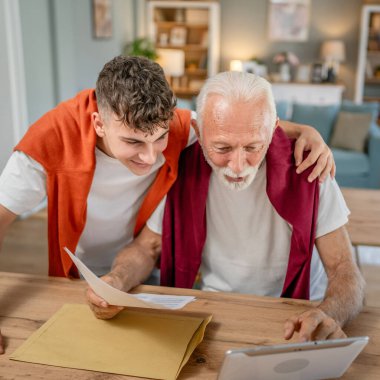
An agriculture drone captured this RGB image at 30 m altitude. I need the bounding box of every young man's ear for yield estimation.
[191,118,200,139]
[92,112,106,137]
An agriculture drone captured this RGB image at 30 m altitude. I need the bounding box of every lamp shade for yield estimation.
[230,60,243,72]
[320,40,346,62]
[156,49,185,77]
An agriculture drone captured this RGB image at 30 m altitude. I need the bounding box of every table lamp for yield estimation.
[230,60,243,72]
[156,49,185,89]
[320,40,346,82]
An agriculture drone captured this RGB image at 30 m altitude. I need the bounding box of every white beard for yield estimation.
[214,165,259,191]
[202,152,260,191]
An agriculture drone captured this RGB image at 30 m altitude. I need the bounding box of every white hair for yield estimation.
[196,71,277,135]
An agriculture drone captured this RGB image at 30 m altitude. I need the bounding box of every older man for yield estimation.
[87,72,364,342]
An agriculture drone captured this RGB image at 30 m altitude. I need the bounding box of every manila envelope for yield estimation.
[10,304,212,380]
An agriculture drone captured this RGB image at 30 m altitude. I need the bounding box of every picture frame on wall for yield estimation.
[92,0,113,39]
[268,0,310,42]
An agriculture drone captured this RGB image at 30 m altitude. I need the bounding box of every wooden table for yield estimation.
[342,188,380,247]
[1,272,380,379]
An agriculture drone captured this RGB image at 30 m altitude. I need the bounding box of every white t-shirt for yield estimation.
[201,160,349,300]
[0,113,197,276]
[150,160,350,301]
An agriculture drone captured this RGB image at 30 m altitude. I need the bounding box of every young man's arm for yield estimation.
[86,225,161,319]
[280,120,335,183]
[283,225,365,342]
[0,204,17,250]
[0,204,18,354]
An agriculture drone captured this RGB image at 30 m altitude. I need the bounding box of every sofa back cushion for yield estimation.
[330,111,373,152]
[341,100,379,134]
[291,103,339,143]
[341,100,379,121]
[177,97,196,110]
[275,101,291,120]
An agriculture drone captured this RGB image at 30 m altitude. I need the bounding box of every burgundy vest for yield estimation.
[161,127,319,300]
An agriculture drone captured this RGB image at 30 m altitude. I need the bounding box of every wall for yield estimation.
[219,0,362,100]
[70,0,134,93]
[0,2,16,170]
[19,0,135,125]
[19,0,56,124]
[0,0,28,172]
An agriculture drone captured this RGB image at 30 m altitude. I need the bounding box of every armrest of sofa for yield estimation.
[368,123,380,188]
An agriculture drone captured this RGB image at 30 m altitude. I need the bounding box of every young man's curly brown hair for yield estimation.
[96,55,176,134]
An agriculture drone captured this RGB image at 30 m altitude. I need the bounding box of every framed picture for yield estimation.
[170,27,187,46]
[242,61,258,74]
[311,63,323,83]
[92,0,113,39]
[242,61,268,78]
[268,0,310,42]
[296,64,311,83]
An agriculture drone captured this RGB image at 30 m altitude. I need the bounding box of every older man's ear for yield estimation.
[191,119,200,139]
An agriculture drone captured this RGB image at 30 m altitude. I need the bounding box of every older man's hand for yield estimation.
[283,308,346,342]
[293,125,336,183]
[86,273,125,319]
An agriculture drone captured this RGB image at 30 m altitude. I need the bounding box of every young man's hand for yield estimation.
[279,121,336,183]
[86,225,161,320]
[86,273,124,319]
[294,125,335,183]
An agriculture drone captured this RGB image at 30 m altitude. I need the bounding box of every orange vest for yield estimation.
[14,89,190,278]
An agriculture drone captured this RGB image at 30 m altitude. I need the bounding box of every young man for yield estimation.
[87,72,364,344]
[0,57,334,353]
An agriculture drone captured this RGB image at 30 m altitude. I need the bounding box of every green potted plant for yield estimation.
[123,37,157,60]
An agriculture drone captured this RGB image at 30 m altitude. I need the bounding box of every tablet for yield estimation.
[218,336,369,380]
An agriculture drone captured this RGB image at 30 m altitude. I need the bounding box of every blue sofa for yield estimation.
[286,101,380,189]
[177,98,380,189]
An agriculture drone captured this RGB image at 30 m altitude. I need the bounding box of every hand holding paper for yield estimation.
[86,274,126,319]
[63,247,195,311]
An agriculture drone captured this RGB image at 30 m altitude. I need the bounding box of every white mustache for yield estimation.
[222,165,258,178]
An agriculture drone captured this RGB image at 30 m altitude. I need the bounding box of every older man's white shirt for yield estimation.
[151,159,350,301]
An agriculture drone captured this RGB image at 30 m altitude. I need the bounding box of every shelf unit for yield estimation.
[355,5,380,105]
[272,83,344,107]
[147,0,220,98]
